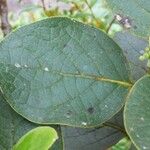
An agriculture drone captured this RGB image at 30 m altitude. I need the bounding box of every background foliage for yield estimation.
[0,0,122,39]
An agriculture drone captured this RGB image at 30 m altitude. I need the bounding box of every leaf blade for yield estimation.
[124,75,150,149]
[0,17,131,127]
[13,127,58,150]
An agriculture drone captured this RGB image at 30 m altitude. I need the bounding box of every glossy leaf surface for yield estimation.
[0,17,131,127]
[124,75,150,150]
[13,127,58,150]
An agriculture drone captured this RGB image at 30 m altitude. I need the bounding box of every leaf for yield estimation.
[0,92,63,150]
[0,93,36,150]
[62,110,125,150]
[105,0,150,37]
[0,17,131,127]
[114,32,148,82]
[13,127,58,150]
[124,75,150,149]
[130,144,137,150]
[112,137,132,150]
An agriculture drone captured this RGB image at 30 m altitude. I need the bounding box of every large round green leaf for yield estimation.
[13,127,58,150]
[124,75,150,149]
[106,0,150,37]
[0,17,131,127]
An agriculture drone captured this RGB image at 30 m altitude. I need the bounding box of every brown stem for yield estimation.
[0,0,11,36]
[41,0,46,11]
[106,17,116,33]
[103,122,127,136]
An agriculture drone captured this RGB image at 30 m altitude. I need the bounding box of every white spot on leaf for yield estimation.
[82,122,87,126]
[104,105,108,108]
[136,134,140,138]
[65,114,70,119]
[44,67,49,71]
[130,127,134,131]
[15,63,21,68]
[140,117,144,121]
[143,146,147,149]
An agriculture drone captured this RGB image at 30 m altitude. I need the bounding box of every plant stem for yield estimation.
[84,0,98,22]
[0,0,11,36]
[103,122,128,136]
[106,17,116,33]
[41,0,46,12]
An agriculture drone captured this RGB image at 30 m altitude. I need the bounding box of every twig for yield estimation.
[41,0,46,11]
[106,16,116,33]
[0,0,11,36]
[84,0,98,22]
[103,122,127,136]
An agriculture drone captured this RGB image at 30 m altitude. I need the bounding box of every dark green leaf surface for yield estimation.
[0,93,63,150]
[130,144,137,150]
[106,0,150,37]
[62,110,125,150]
[13,127,58,150]
[124,75,150,150]
[0,17,131,127]
[0,93,36,150]
[50,126,63,150]
[114,32,148,82]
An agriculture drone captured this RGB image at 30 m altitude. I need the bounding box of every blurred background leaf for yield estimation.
[0,0,123,39]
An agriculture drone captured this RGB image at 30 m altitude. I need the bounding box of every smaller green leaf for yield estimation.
[112,137,132,150]
[13,127,58,150]
[124,75,150,150]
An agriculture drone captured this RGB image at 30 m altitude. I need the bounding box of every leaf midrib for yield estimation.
[1,63,132,88]
[55,71,132,87]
